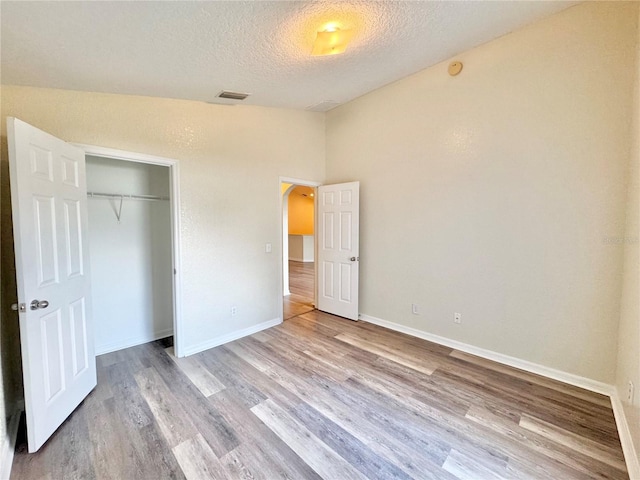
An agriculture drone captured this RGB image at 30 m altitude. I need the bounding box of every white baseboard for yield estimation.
[358,314,614,396]
[183,317,281,357]
[1,406,22,480]
[358,315,640,472]
[611,393,640,479]
[96,328,174,356]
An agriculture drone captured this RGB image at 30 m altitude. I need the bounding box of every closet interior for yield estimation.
[86,155,174,354]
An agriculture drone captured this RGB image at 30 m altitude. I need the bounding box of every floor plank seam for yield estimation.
[11,311,629,480]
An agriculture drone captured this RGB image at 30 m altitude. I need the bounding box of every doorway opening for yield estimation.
[279,177,360,323]
[78,145,183,357]
[282,181,317,320]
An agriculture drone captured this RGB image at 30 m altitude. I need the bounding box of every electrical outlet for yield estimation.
[231,306,237,317]
[628,381,634,403]
[412,304,419,315]
[265,243,272,253]
[454,312,462,324]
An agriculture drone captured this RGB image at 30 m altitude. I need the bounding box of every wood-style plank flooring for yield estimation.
[283,260,314,320]
[11,311,628,479]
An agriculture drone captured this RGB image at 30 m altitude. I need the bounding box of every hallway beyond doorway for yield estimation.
[283,261,314,320]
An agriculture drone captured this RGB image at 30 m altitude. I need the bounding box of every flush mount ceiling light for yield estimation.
[311,25,354,56]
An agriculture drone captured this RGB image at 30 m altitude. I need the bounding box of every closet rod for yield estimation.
[87,191,169,202]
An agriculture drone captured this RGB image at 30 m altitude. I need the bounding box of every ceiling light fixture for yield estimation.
[311,26,354,56]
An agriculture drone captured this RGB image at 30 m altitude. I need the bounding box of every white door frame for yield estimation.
[279,176,321,321]
[73,144,184,357]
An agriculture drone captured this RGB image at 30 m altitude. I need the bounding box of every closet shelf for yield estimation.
[87,191,169,201]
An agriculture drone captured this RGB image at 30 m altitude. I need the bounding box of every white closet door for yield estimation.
[8,117,96,452]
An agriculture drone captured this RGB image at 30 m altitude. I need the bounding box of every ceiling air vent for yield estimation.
[217,90,250,100]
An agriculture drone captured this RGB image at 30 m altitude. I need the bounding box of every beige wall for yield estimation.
[288,186,314,235]
[0,4,638,458]
[326,2,638,383]
[616,3,640,466]
[0,86,325,364]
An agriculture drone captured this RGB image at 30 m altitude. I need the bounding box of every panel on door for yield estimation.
[8,117,96,452]
[316,181,359,320]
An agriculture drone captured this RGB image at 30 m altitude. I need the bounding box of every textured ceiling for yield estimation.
[1,1,577,111]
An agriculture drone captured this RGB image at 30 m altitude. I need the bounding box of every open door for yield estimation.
[8,117,96,452]
[316,181,359,320]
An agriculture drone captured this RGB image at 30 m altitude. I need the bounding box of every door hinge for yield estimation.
[11,303,26,313]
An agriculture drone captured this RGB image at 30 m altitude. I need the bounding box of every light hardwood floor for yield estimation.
[283,260,314,320]
[12,311,627,479]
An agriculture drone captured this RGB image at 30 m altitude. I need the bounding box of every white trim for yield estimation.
[169,161,184,357]
[96,328,174,356]
[73,144,185,358]
[183,318,281,357]
[358,313,614,396]
[279,177,322,187]
[0,407,22,480]
[611,392,640,479]
[362,313,640,476]
[73,144,178,166]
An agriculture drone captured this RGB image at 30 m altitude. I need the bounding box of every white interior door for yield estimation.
[8,117,96,452]
[316,181,359,320]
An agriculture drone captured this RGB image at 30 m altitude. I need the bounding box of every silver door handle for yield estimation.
[350,257,359,261]
[30,300,49,310]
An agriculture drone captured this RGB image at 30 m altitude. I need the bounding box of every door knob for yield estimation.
[30,300,49,310]
[350,257,359,262]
